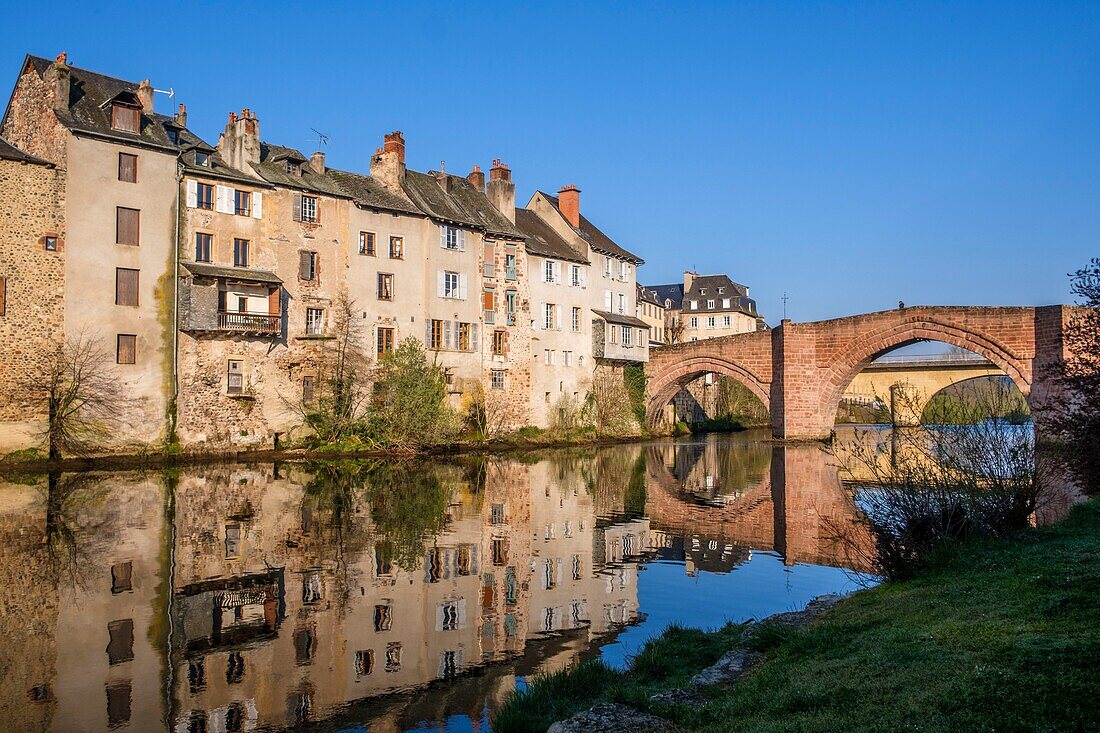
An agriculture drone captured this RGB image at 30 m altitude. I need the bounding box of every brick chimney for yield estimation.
[467,164,485,191]
[44,52,70,114]
[175,103,187,128]
[487,159,515,223]
[136,79,155,114]
[558,184,581,228]
[684,270,697,291]
[370,131,406,190]
[217,108,261,172]
[310,150,325,175]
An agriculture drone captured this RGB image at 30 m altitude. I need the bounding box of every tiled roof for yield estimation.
[18,55,180,152]
[403,170,524,239]
[175,127,266,187]
[182,261,282,284]
[537,191,644,264]
[648,283,685,309]
[514,208,588,264]
[327,168,422,216]
[0,136,52,166]
[637,284,663,307]
[251,142,347,197]
[592,309,650,328]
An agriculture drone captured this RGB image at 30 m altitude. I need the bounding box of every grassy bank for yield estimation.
[494,499,1100,732]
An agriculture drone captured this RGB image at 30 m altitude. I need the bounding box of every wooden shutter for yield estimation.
[482,290,494,311]
[439,225,446,249]
[118,153,137,183]
[471,323,478,352]
[116,334,136,364]
[0,277,5,316]
[115,268,139,306]
[437,271,445,297]
[185,180,198,208]
[268,287,280,315]
[314,198,322,224]
[299,251,312,280]
[252,191,263,219]
[292,193,303,222]
[425,319,433,346]
[116,207,139,246]
[458,230,466,252]
[459,274,468,300]
[444,321,452,349]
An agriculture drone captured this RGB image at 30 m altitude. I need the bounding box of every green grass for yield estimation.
[493,499,1100,732]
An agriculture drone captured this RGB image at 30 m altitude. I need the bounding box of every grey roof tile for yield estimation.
[537,191,644,264]
[515,208,588,263]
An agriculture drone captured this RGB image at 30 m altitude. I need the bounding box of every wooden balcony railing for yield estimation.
[218,312,281,334]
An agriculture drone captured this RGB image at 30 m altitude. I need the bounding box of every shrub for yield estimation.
[365,338,457,450]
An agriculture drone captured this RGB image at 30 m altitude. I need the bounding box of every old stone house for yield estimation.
[649,271,764,344]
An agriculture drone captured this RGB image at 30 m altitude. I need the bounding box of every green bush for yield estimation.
[364,338,457,449]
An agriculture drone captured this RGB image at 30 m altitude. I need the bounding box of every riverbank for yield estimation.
[493,497,1100,732]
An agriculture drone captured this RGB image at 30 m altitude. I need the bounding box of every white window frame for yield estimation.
[572,307,581,332]
[444,271,460,298]
[306,307,324,335]
[300,195,318,223]
[544,303,556,330]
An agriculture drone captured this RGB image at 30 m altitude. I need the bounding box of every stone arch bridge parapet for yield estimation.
[645,305,1072,439]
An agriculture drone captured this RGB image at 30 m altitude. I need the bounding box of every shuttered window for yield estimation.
[116,207,140,246]
[294,194,320,223]
[116,334,136,364]
[195,233,212,262]
[377,327,395,356]
[227,360,244,394]
[118,153,137,183]
[115,268,139,306]
[196,183,214,210]
[233,239,249,267]
[110,104,139,132]
[299,251,317,281]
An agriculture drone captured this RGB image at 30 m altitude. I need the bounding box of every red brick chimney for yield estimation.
[371,131,407,190]
[383,131,405,163]
[487,159,515,223]
[467,164,485,191]
[558,184,581,228]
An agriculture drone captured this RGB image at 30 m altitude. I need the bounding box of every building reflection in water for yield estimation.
[0,433,874,733]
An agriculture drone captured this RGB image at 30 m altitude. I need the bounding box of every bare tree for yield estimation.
[15,332,130,459]
[587,365,635,436]
[464,382,518,439]
[664,312,686,345]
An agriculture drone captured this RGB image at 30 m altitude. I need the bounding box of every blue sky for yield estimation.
[3,1,1097,324]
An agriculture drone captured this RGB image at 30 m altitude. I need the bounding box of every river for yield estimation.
[0,430,877,732]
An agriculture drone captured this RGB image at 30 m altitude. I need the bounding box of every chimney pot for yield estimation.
[175,103,187,128]
[467,164,485,191]
[558,185,581,228]
[489,159,511,182]
[383,131,406,164]
[372,131,407,190]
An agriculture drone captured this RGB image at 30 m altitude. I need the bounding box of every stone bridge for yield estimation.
[646,306,1072,439]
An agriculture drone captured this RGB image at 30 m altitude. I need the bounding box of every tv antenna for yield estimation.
[310,128,330,150]
[153,87,175,98]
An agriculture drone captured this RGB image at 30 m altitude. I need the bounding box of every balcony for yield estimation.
[218,311,281,334]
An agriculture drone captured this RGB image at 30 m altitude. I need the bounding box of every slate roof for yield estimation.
[0,136,52,166]
[514,208,587,264]
[403,170,524,239]
[592,309,650,328]
[647,275,759,317]
[182,261,282,284]
[536,191,644,264]
[251,142,347,197]
[175,127,266,188]
[13,55,180,152]
[637,284,663,307]
[327,168,423,216]
[648,283,685,309]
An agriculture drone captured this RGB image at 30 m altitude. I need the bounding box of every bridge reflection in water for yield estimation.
[0,434,873,733]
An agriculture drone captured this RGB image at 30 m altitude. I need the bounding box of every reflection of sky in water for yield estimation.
[599,551,864,670]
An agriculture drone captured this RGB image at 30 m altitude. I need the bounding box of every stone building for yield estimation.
[2,54,185,449]
[0,138,65,451]
[649,271,765,343]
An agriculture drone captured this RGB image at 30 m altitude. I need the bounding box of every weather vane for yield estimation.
[782,292,790,320]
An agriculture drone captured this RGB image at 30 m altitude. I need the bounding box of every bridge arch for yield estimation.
[645,355,770,428]
[819,317,1032,425]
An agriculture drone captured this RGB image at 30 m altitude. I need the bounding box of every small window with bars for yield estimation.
[491,369,506,390]
[227,360,244,394]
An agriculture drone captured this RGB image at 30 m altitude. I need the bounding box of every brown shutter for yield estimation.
[299,251,311,280]
[116,334,136,364]
[268,287,280,315]
[314,198,322,224]
[115,268,139,306]
[292,193,302,222]
[118,153,137,183]
[116,207,140,246]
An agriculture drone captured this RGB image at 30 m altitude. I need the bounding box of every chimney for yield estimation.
[435,169,452,194]
[467,164,485,191]
[370,131,406,190]
[558,184,581,228]
[684,270,697,291]
[487,159,516,223]
[310,150,325,174]
[137,79,155,114]
[217,108,261,172]
[175,103,187,128]
[45,52,71,113]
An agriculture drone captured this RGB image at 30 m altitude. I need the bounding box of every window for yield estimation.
[194,233,212,262]
[689,300,698,310]
[377,327,394,356]
[116,207,140,246]
[355,650,375,676]
[106,619,134,665]
[483,242,495,277]
[0,277,5,316]
[377,273,393,300]
[194,151,210,167]
[617,293,625,314]
[722,298,731,309]
[226,652,245,684]
[111,562,132,594]
[482,288,495,323]
[563,350,572,366]
[492,538,507,566]
[110,104,139,132]
[572,307,581,332]
[707,316,716,329]
[374,603,393,631]
[302,573,322,604]
[571,264,582,287]
[700,288,707,295]
[544,303,557,330]
[442,225,460,250]
[299,251,318,281]
[118,153,137,183]
[106,683,131,728]
[723,315,732,327]
[227,360,244,394]
[390,236,404,259]
[443,271,460,298]
[707,299,715,309]
[299,195,318,223]
[115,268,139,306]
[302,375,315,404]
[385,642,402,672]
[440,602,460,631]
[623,328,633,347]
[505,290,517,325]
[196,183,214,210]
[233,189,251,216]
[689,317,699,328]
[294,628,316,665]
[306,308,324,335]
[718,287,725,294]
[429,319,443,350]
[544,260,556,283]
[285,161,301,176]
[603,256,611,276]
[116,334,136,365]
[544,349,554,366]
[491,369,506,390]
[504,252,517,280]
[233,238,249,267]
[359,231,375,256]
[457,322,472,351]
[609,325,618,344]
[44,236,57,251]
[492,330,507,357]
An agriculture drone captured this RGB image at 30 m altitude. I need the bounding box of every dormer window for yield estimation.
[195,151,210,167]
[166,129,179,145]
[285,161,301,176]
[717,287,725,294]
[110,103,140,133]
[700,288,707,295]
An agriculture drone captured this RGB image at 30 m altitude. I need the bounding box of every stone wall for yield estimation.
[0,156,65,450]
